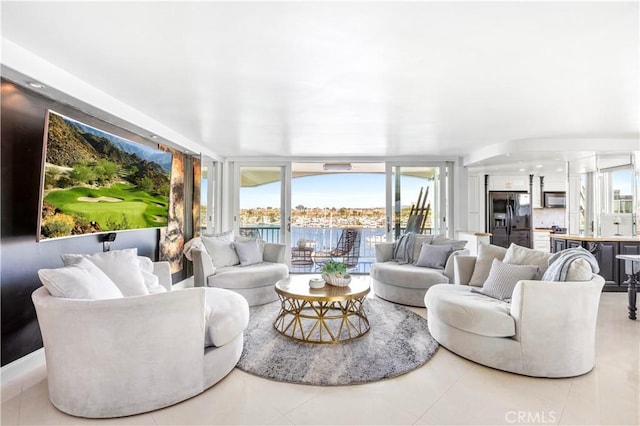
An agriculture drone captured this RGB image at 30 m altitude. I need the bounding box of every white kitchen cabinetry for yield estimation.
[488,175,529,191]
[544,176,566,192]
[533,230,551,253]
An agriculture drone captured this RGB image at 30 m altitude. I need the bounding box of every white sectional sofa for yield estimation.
[425,244,605,378]
[370,234,469,307]
[187,231,289,306]
[32,250,249,418]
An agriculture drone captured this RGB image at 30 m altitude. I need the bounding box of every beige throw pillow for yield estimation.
[503,243,552,277]
[468,243,508,286]
[565,258,594,281]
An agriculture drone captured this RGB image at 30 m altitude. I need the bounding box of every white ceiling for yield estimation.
[1,1,639,171]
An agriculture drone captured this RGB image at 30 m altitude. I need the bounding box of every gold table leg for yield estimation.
[273,295,370,343]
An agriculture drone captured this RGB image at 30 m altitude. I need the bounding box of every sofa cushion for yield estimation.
[425,284,515,337]
[477,259,539,300]
[468,243,508,286]
[370,261,449,290]
[503,243,552,278]
[232,239,263,266]
[566,258,593,281]
[61,249,148,297]
[202,231,240,267]
[431,235,468,250]
[204,287,250,347]
[137,256,167,294]
[207,262,289,289]
[414,243,452,269]
[38,258,124,300]
[412,235,435,260]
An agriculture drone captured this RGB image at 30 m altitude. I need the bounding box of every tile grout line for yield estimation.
[410,368,464,425]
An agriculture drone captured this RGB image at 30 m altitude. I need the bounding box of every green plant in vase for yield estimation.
[321,260,351,286]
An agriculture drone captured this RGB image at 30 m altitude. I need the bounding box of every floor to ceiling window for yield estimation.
[290,162,386,273]
[238,165,286,243]
[230,161,452,274]
[389,164,449,239]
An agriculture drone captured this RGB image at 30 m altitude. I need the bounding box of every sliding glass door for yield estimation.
[228,160,452,273]
[290,162,386,273]
[387,163,450,239]
[236,164,291,245]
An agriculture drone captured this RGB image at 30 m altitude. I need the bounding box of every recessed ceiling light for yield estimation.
[149,135,158,139]
[28,82,45,89]
[519,168,525,172]
[557,168,564,172]
[505,154,511,157]
[536,165,543,168]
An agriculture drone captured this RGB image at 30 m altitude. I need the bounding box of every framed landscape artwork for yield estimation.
[38,110,173,241]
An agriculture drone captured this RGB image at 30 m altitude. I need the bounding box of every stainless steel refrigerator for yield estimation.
[488,191,531,248]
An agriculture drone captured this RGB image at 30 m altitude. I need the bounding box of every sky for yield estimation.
[239,173,431,209]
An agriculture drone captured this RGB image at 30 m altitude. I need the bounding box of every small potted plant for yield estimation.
[321,260,351,287]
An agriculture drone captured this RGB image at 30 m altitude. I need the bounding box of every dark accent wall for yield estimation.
[0,79,186,366]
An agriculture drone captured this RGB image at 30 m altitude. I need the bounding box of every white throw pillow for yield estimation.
[414,243,452,269]
[235,234,267,256]
[201,231,240,267]
[477,259,539,301]
[137,256,167,293]
[565,258,594,281]
[38,258,123,299]
[503,243,552,277]
[61,248,149,297]
[232,239,264,266]
[468,243,508,286]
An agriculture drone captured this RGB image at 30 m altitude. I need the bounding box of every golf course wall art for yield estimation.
[38,110,173,241]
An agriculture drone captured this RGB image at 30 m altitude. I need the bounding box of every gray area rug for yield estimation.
[237,298,439,386]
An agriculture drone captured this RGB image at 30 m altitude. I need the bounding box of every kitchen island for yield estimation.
[550,234,640,291]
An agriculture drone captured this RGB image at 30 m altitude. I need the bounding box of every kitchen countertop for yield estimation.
[549,234,640,242]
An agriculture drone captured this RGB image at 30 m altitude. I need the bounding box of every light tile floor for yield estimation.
[2,293,638,425]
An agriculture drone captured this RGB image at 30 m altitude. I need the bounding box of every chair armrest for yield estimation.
[443,249,469,282]
[192,249,215,287]
[375,243,395,262]
[152,261,172,291]
[453,255,477,285]
[509,277,605,373]
[264,243,286,263]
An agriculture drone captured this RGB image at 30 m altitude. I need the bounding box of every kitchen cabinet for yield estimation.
[550,235,639,291]
[585,241,618,289]
[488,175,529,191]
[532,230,551,253]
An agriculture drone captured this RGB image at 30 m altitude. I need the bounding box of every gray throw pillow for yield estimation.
[431,235,468,250]
[477,259,539,301]
[414,243,452,269]
[232,239,263,266]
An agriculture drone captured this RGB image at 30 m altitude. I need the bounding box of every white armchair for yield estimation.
[192,242,288,306]
[32,260,248,418]
[425,255,605,377]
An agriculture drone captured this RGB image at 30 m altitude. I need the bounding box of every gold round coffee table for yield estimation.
[274,275,370,343]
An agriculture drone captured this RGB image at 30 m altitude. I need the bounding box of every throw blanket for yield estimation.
[541,247,599,281]
[393,232,417,264]
[183,237,205,261]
